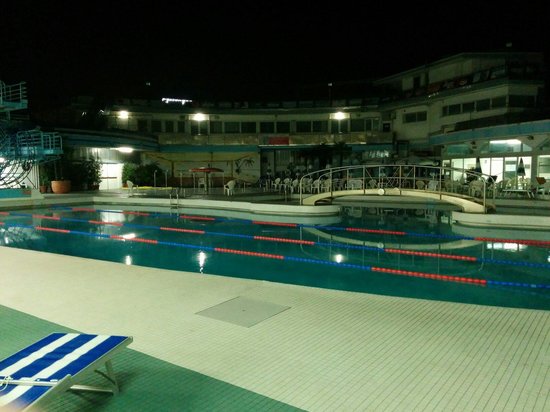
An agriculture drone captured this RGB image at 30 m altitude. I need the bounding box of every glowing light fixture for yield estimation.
[118,110,129,119]
[330,111,349,120]
[491,139,521,144]
[192,113,208,122]
[116,147,134,153]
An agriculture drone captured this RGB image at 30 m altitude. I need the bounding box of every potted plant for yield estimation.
[122,162,138,187]
[49,156,72,194]
[39,176,49,194]
[51,179,71,194]
[83,157,102,190]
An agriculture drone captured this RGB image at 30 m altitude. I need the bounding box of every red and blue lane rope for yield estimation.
[3,211,550,270]
[1,220,549,290]
[2,221,550,291]
[53,206,550,248]
[0,220,491,287]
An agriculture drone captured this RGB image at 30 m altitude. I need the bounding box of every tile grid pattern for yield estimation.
[0,247,548,411]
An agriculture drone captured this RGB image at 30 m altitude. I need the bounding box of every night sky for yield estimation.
[1,1,548,108]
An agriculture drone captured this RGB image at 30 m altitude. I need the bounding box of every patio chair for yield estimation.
[126,180,136,196]
[311,178,321,193]
[223,179,236,196]
[0,332,133,412]
[197,177,207,191]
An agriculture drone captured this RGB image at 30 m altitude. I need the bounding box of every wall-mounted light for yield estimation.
[116,147,134,153]
[330,111,349,120]
[118,110,129,119]
[192,113,208,122]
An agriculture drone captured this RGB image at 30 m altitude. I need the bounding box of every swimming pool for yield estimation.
[1,204,549,310]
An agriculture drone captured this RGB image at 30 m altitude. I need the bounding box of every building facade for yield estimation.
[4,50,548,191]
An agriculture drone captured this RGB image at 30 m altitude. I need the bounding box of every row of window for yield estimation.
[442,95,536,117]
[136,118,381,134]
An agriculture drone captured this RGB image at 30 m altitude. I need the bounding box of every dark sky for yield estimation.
[1,0,548,108]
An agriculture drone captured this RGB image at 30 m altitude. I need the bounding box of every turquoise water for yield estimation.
[1,205,549,310]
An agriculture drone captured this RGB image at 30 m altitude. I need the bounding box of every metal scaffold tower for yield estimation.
[0,80,63,188]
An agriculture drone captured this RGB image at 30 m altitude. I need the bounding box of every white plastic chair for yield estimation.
[126,180,135,196]
[311,179,321,193]
[322,179,332,192]
[223,179,236,196]
[300,177,312,193]
[272,177,281,191]
[469,180,484,197]
[197,177,207,191]
[348,179,362,190]
[427,180,439,191]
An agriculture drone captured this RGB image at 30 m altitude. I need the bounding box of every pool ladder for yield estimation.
[169,188,185,209]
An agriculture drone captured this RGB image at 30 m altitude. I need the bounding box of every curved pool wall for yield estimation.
[0,203,549,311]
[3,191,550,229]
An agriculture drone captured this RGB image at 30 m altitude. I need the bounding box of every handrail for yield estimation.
[0,81,27,106]
[298,164,496,210]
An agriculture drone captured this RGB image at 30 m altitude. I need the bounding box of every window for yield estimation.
[224,122,240,134]
[330,120,348,133]
[489,65,506,79]
[191,122,208,135]
[241,122,257,133]
[137,120,148,132]
[151,120,162,132]
[296,121,312,133]
[368,118,380,131]
[403,111,427,123]
[312,120,327,132]
[276,122,290,133]
[462,102,475,112]
[260,122,275,133]
[210,121,223,134]
[491,96,506,108]
[350,119,364,132]
[476,99,490,111]
[448,104,461,115]
[164,120,174,132]
[177,121,186,133]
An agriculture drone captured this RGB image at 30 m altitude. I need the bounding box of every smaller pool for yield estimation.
[0,204,549,310]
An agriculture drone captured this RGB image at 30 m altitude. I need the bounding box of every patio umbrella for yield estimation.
[516,158,526,177]
[189,167,225,191]
[474,157,482,174]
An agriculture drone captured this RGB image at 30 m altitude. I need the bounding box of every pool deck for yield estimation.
[0,190,549,411]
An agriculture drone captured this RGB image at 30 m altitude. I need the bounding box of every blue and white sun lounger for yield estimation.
[0,332,133,411]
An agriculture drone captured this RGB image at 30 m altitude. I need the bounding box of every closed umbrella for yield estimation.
[517,158,526,189]
[474,157,482,174]
[516,158,525,177]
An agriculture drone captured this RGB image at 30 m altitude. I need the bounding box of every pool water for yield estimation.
[1,205,549,310]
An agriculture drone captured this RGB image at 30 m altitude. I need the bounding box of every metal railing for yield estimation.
[298,164,496,209]
[0,81,27,109]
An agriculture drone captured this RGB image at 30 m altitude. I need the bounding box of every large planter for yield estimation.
[51,180,71,194]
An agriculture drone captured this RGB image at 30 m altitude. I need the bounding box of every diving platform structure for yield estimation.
[298,164,497,214]
[0,80,63,187]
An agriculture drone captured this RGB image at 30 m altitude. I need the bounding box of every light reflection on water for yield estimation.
[0,205,549,310]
